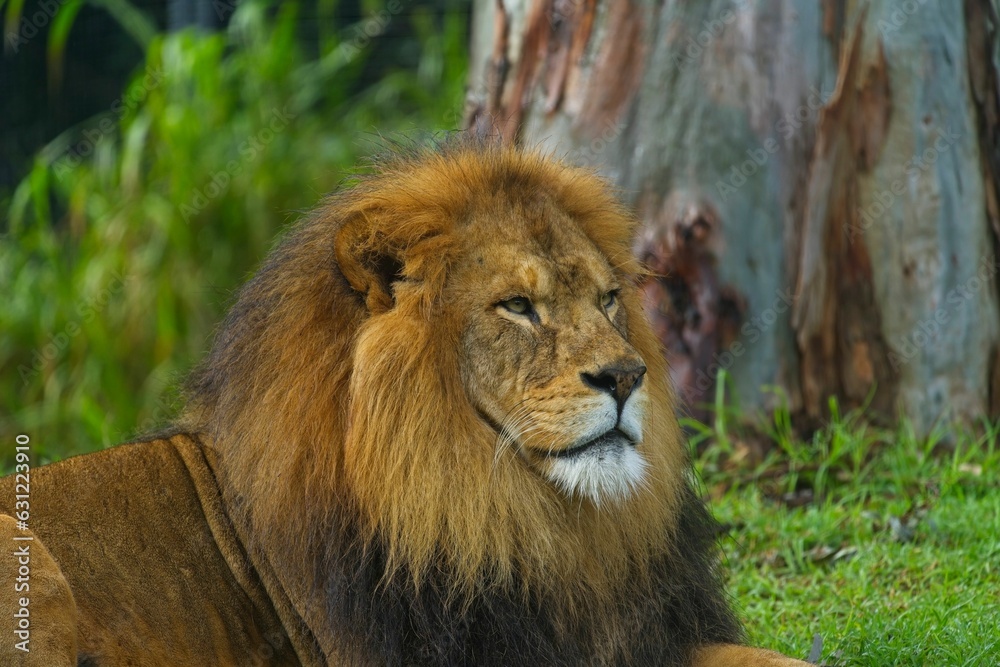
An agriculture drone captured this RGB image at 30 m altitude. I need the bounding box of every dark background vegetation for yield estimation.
[1,0,468,465]
[1,0,466,193]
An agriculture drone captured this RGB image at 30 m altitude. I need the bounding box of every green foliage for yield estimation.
[0,0,466,467]
[691,408,1000,665]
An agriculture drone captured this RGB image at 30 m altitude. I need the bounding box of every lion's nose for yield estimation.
[581,364,647,412]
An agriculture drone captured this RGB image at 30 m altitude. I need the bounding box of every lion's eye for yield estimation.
[500,297,533,316]
[602,290,619,310]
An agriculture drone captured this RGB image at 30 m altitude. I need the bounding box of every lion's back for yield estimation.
[0,436,302,666]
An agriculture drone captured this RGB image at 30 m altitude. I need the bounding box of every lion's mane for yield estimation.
[181,141,741,665]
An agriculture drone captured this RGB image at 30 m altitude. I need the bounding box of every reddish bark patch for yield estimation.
[543,0,598,113]
[635,193,744,420]
[576,1,645,132]
[466,0,511,138]
[467,0,638,142]
[821,0,846,44]
[965,0,1000,418]
[499,0,552,139]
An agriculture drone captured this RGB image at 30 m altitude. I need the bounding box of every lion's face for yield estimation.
[194,145,685,603]
[449,197,649,506]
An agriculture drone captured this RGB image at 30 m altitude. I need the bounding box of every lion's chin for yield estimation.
[542,432,649,506]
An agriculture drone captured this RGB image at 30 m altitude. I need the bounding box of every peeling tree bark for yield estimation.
[793,18,897,420]
[466,0,1000,433]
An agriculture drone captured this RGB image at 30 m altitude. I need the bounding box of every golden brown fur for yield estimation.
[0,437,311,666]
[1,141,808,666]
[186,146,684,604]
[0,515,77,666]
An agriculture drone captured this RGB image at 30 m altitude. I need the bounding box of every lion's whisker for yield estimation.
[492,402,534,472]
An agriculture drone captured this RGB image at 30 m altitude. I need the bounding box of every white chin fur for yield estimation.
[546,443,648,506]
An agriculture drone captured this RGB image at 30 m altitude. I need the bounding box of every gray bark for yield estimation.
[465,0,1000,433]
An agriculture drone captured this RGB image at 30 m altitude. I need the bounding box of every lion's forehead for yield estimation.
[461,197,615,268]
[469,249,608,304]
[462,211,616,289]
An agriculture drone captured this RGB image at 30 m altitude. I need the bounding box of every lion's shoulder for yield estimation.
[0,436,318,666]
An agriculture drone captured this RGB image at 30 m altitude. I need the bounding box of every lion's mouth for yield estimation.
[529,429,635,459]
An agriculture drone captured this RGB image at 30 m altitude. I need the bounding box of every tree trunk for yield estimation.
[465,0,1000,433]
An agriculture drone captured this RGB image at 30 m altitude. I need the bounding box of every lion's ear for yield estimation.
[334,216,405,314]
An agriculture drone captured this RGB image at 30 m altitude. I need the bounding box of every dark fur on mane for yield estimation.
[320,487,742,666]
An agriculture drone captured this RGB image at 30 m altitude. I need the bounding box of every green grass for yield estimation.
[691,396,1000,666]
[726,490,999,666]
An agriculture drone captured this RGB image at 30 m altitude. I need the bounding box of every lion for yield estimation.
[0,142,810,666]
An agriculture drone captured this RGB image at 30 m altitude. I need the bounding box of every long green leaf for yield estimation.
[88,0,156,49]
[46,0,84,88]
[2,0,26,52]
